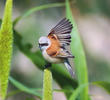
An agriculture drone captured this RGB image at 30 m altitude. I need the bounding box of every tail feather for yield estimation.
[64,60,75,78]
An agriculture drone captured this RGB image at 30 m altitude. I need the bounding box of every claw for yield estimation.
[44,63,52,69]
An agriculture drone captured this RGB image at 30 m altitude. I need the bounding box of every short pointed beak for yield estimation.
[38,43,41,51]
[38,43,40,48]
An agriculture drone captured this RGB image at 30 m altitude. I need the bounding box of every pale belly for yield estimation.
[42,50,63,63]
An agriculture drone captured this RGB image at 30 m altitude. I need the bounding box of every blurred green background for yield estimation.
[0,0,110,100]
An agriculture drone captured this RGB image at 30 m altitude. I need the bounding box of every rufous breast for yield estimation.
[46,34,61,57]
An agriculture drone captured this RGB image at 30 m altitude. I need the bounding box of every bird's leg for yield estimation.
[44,62,52,69]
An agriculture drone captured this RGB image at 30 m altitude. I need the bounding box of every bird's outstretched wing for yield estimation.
[47,18,74,58]
[48,18,73,46]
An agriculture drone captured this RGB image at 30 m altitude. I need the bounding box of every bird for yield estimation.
[38,18,75,77]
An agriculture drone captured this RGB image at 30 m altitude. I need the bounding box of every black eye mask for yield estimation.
[39,43,48,46]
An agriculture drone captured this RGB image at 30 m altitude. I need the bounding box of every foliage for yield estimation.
[92,81,110,94]
[9,76,42,99]
[66,0,88,100]
[0,0,13,99]
[14,3,65,25]
[0,0,110,100]
[69,84,88,100]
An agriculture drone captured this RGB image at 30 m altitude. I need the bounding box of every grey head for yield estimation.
[38,36,51,51]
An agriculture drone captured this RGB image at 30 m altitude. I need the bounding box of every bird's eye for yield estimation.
[39,43,48,46]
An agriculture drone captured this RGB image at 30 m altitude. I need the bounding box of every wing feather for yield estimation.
[56,48,74,58]
[48,18,73,46]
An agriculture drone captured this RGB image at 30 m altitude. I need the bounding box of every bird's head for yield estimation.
[38,36,51,51]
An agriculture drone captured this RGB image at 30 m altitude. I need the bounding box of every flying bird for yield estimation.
[38,18,75,77]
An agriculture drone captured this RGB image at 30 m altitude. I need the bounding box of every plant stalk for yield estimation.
[43,68,52,100]
[0,0,13,99]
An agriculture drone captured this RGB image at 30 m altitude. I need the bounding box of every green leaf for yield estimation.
[13,29,78,98]
[9,76,42,99]
[14,3,65,26]
[6,90,21,98]
[92,81,110,94]
[69,84,88,100]
[53,89,73,93]
[26,97,36,100]
[0,0,13,99]
[65,0,89,100]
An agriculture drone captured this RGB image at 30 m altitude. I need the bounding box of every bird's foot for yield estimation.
[44,63,52,69]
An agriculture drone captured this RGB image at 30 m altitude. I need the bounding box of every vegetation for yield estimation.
[0,0,13,99]
[0,0,110,100]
